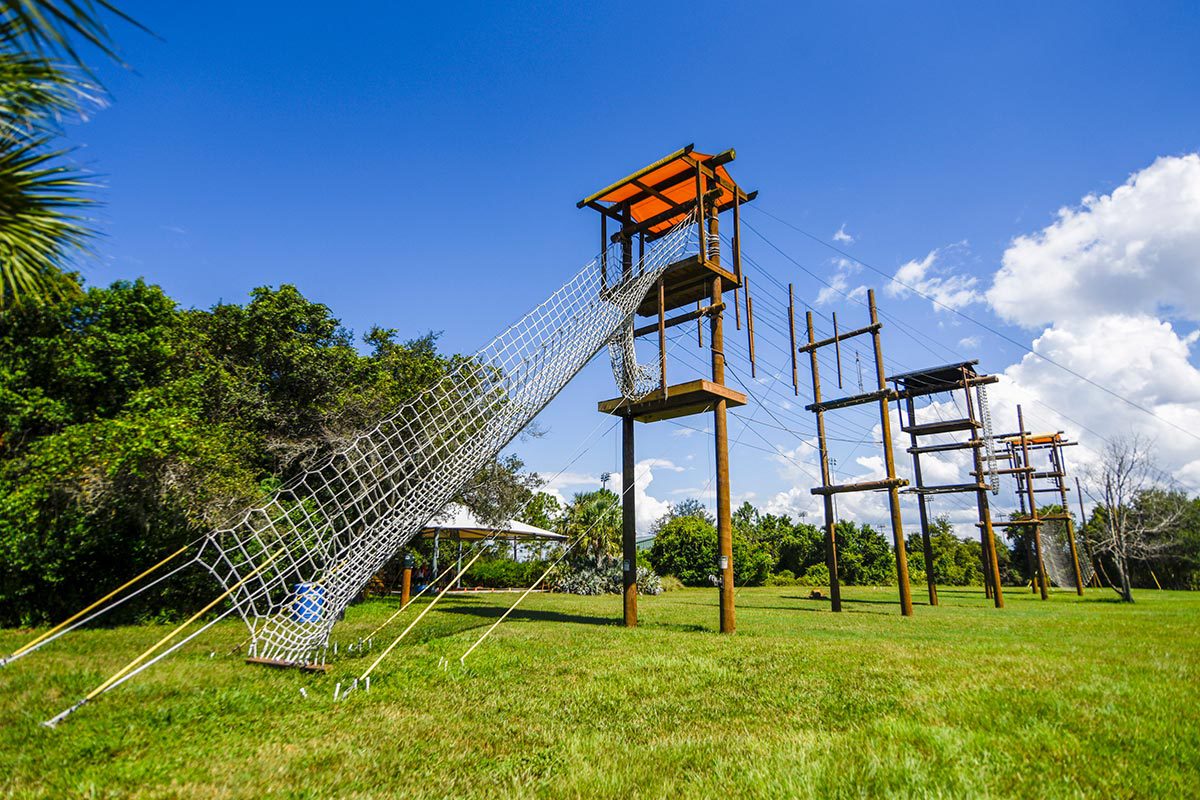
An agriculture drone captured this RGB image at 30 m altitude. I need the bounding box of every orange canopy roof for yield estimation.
[579,146,742,235]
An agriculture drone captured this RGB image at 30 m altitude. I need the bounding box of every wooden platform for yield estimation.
[635,254,740,317]
[598,379,746,423]
[245,656,329,673]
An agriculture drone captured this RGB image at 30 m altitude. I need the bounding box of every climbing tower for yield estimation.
[580,145,756,633]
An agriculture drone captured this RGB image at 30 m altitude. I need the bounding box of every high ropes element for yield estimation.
[210,213,702,664]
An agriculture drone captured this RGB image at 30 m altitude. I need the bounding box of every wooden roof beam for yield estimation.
[577,144,695,208]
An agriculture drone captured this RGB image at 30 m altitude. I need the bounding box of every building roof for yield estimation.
[419,504,565,542]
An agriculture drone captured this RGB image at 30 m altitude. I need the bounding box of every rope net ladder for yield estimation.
[191,211,699,667]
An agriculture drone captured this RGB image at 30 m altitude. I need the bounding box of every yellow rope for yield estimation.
[363,546,483,641]
[357,547,488,684]
[85,547,286,701]
[8,544,192,661]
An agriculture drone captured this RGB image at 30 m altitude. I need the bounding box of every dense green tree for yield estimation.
[523,491,561,530]
[906,516,990,587]
[557,488,620,567]
[648,514,772,587]
[0,280,460,624]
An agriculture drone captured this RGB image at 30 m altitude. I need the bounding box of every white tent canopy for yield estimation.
[419,503,565,542]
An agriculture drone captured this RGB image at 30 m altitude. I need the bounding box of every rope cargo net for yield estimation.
[193,212,698,666]
[1040,519,1096,589]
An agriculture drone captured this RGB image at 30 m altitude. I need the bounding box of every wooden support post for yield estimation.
[733,192,743,283]
[601,215,607,287]
[1017,405,1049,600]
[457,540,464,589]
[905,396,938,606]
[788,284,798,397]
[868,290,913,617]
[400,565,412,607]
[962,377,1004,609]
[806,311,842,612]
[657,278,667,397]
[1054,443,1085,595]
[712,277,735,633]
[733,286,741,330]
[833,312,844,389]
[697,300,703,347]
[706,188,734,634]
[695,167,707,262]
[745,276,757,378]
[622,414,637,627]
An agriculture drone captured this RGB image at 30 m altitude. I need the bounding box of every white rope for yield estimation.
[191,212,701,665]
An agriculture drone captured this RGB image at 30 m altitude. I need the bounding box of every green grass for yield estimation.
[2,585,1198,799]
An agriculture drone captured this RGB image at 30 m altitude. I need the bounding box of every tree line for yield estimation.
[0,278,540,625]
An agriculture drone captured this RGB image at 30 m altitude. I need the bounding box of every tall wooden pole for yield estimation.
[1054,442,1085,595]
[805,311,842,612]
[869,290,914,617]
[620,221,638,627]
[622,414,637,627]
[400,562,412,607]
[905,396,938,606]
[708,190,735,633]
[962,378,1004,608]
[1017,405,1049,600]
[788,285,798,396]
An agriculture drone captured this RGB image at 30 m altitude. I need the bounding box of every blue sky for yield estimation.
[77,2,1200,533]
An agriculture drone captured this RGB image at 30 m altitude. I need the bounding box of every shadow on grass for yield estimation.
[440,603,714,634]
[439,604,619,628]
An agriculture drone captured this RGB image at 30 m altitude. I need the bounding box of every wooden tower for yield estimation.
[580,145,756,633]
[889,361,1005,608]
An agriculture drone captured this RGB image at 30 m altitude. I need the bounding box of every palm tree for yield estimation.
[0,1,144,308]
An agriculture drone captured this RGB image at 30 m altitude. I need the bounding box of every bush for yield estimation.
[463,558,544,589]
[766,570,798,587]
[649,516,716,585]
[552,557,661,596]
[659,575,684,592]
[648,515,773,587]
[801,563,830,586]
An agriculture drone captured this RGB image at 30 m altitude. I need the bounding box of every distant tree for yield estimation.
[920,515,985,586]
[652,496,713,532]
[522,491,561,530]
[557,489,620,567]
[1084,435,1186,602]
[456,453,541,528]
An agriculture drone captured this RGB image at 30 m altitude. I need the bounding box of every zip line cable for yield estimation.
[744,205,1200,445]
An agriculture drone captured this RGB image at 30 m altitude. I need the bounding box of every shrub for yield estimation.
[649,515,773,587]
[659,575,684,592]
[463,558,545,589]
[766,570,798,587]
[552,557,662,596]
[801,563,830,586]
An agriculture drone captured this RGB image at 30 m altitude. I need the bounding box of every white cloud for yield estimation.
[610,458,683,533]
[989,154,1200,328]
[833,224,855,244]
[816,270,868,306]
[887,246,981,311]
[980,154,1200,490]
[958,335,981,350]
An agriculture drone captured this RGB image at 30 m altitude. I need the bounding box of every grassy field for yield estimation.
[1,585,1198,799]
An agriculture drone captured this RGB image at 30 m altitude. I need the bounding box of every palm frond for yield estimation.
[0,50,100,135]
[0,0,150,70]
[0,132,92,307]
